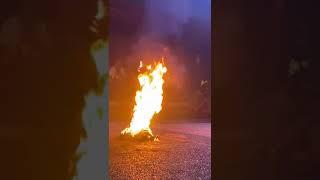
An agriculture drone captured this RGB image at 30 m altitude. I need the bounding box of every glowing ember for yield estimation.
[121,60,167,138]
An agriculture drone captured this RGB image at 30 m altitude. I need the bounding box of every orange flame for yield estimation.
[121,61,167,136]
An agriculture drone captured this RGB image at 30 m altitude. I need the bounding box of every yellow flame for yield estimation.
[121,61,167,136]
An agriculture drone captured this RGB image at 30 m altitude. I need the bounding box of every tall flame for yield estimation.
[121,61,167,137]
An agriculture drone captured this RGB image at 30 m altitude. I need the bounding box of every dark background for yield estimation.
[214,0,320,179]
[0,0,104,179]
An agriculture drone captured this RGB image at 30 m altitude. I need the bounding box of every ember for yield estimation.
[121,60,167,140]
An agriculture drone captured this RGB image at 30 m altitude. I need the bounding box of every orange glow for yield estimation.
[121,61,167,137]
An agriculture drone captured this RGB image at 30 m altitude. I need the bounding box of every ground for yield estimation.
[109,121,211,179]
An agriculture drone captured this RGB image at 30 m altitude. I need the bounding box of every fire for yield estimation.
[121,61,167,137]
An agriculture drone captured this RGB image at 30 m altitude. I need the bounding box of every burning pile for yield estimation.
[121,60,167,141]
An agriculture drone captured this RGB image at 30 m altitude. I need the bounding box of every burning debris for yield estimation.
[121,60,167,141]
[121,130,160,142]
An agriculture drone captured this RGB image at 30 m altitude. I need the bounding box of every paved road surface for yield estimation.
[109,121,211,179]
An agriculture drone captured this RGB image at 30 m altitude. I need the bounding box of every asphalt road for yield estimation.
[109,121,211,180]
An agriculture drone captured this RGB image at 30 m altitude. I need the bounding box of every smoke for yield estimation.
[109,0,211,108]
[143,0,211,38]
[126,0,210,90]
[109,0,211,96]
[109,34,186,98]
